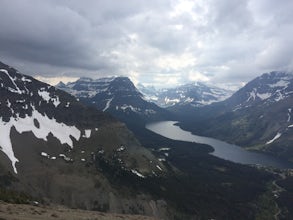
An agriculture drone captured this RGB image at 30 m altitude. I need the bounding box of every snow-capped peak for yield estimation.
[229,71,293,111]
[138,82,233,108]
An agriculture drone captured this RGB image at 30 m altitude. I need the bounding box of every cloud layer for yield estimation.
[0,0,292,87]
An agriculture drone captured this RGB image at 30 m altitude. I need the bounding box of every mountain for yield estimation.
[0,61,171,217]
[57,77,171,128]
[179,71,293,161]
[1,62,286,219]
[138,82,233,108]
[223,71,293,110]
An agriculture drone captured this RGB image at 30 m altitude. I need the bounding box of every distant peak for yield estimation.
[79,77,94,82]
[56,81,66,87]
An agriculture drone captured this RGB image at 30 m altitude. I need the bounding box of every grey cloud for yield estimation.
[0,0,292,87]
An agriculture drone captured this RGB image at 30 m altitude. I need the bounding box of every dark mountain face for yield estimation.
[178,71,293,161]
[138,82,233,108]
[0,61,170,216]
[58,77,171,127]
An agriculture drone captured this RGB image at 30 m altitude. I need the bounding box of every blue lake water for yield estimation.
[146,121,293,169]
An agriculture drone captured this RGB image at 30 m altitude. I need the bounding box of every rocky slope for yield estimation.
[0,61,170,218]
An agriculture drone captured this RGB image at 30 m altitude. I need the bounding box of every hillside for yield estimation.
[0,61,171,218]
[178,71,293,161]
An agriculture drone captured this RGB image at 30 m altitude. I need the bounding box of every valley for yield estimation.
[54,69,293,219]
[1,61,293,219]
[146,121,293,168]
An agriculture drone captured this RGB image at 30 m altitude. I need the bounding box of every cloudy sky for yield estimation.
[0,0,293,88]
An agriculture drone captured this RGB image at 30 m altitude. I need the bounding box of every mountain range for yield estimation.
[0,61,172,218]
[3,59,293,219]
[58,71,293,162]
[138,82,233,108]
[57,77,172,129]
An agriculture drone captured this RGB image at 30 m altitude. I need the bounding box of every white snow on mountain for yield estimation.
[266,132,282,145]
[139,82,233,107]
[38,89,61,107]
[83,129,92,138]
[0,105,81,173]
[103,98,113,111]
[231,72,293,111]
[131,169,145,178]
[60,77,116,98]
[0,69,24,94]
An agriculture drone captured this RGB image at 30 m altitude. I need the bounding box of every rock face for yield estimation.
[57,77,171,127]
[0,61,168,217]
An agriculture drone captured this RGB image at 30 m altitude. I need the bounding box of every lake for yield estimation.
[146,121,293,169]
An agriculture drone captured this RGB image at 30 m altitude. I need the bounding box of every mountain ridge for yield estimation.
[138,81,233,108]
[57,76,172,127]
[177,70,293,161]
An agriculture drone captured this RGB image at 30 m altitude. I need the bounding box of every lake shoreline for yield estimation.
[146,121,293,169]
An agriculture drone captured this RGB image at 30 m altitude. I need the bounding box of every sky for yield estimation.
[0,0,293,89]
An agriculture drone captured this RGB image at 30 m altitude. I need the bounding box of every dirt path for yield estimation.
[0,202,157,220]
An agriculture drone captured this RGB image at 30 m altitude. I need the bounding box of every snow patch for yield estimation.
[41,152,49,158]
[184,97,194,103]
[158,147,170,151]
[164,97,180,105]
[21,76,32,82]
[38,90,51,102]
[266,132,282,145]
[38,90,60,107]
[131,169,145,178]
[275,91,284,102]
[120,105,140,113]
[268,80,290,88]
[247,89,256,102]
[103,98,113,111]
[83,129,91,138]
[51,96,60,107]
[0,107,81,173]
[0,69,23,94]
[156,165,163,171]
[257,93,271,100]
[117,145,125,152]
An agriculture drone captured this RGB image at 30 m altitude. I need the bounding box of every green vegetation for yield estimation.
[0,188,31,204]
[276,176,293,219]
[0,173,31,204]
[255,182,278,220]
